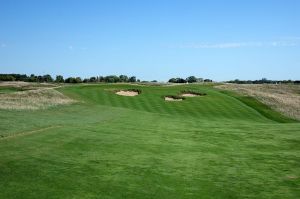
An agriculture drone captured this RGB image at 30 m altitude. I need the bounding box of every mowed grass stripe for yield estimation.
[62,84,278,122]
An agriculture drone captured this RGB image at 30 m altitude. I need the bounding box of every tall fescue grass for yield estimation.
[0,88,75,110]
[216,84,300,120]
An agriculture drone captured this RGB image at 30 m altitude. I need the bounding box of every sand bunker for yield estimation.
[164,96,184,101]
[180,90,207,97]
[181,93,199,97]
[115,90,140,96]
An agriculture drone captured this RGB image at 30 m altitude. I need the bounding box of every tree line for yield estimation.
[226,78,300,84]
[0,74,139,83]
[168,76,213,83]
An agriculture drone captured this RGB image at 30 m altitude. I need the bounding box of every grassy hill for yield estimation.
[0,84,299,199]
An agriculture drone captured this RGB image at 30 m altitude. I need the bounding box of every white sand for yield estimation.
[181,93,198,97]
[115,90,139,96]
[164,97,183,101]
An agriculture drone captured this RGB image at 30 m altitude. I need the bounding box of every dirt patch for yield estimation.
[115,89,141,97]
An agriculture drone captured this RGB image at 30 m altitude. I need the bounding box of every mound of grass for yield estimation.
[216,84,300,121]
[220,90,297,123]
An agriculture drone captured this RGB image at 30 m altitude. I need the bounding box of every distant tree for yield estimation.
[65,77,74,83]
[99,76,105,82]
[178,78,187,83]
[168,78,177,83]
[151,80,158,82]
[28,74,37,82]
[42,74,53,82]
[168,77,187,83]
[55,75,64,83]
[105,75,120,83]
[65,77,80,83]
[37,76,44,82]
[197,78,204,82]
[89,77,96,82]
[83,78,89,83]
[128,76,136,82]
[0,74,15,81]
[186,76,197,83]
[0,73,145,84]
[75,77,82,83]
[119,75,129,82]
[204,79,213,82]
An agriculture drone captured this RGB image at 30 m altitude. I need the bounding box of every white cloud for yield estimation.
[175,39,300,49]
[180,42,263,49]
[270,41,296,47]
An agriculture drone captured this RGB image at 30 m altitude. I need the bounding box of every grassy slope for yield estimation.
[219,90,297,123]
[0,84,299,199]
[0,86,23,94]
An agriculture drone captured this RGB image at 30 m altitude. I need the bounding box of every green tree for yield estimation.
[43,74,53,82]
[168,78,177,83]
[28,74,37,82]
[55,75,64,83]
[186,76,197,83]
[119,75,129,82]
[128,76,136,82]
[89,77,96,82]
[75,77,82,83]
[105,75,120,83]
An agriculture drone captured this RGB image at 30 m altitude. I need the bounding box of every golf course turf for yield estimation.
[0,84,299,198]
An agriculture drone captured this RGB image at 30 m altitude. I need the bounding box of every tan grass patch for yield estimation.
[0,81,31,87]
[216,84,300,120]
[0,81,59,91]
[0,89,75,110]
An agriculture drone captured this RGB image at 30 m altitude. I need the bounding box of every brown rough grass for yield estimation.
[216,84,300,121]
[0,81,58,90]
[0,82,74,110]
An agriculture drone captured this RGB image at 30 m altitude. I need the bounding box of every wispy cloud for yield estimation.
[68,45,87,51]
[1,43,6,48]
[180,42,262,49]
[173,38,300,49]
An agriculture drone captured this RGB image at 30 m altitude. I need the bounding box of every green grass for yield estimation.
[219,90,298,123]
[0,84,299,199]
[0,86,24,94]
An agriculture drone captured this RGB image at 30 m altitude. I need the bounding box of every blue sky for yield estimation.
[0,0,299,81]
